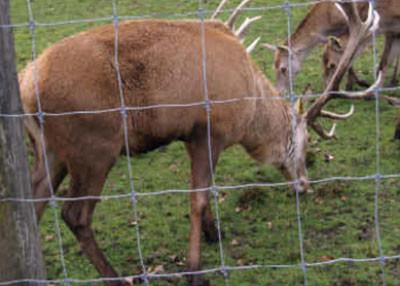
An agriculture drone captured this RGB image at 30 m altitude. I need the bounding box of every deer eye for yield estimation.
[280,67,287,75]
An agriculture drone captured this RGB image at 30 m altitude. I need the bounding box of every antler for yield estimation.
[225,0,252,29]
[385,95,400,107]
[211,0,229,20]
[236,15,262,40]
[304,1,380,137]
[212,0,262,52]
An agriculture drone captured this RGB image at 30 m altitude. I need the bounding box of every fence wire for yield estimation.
[1,0,399,285]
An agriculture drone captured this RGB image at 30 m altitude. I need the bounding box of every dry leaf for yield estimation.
[320,255,335,261]
[124,277,135,286]
[324,153,335,162]
[230,239,240,246]
[45,235,55,242]
[152,264,165,274]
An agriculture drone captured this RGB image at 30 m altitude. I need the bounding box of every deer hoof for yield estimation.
[203,224,224,244]
[188,275,211,286]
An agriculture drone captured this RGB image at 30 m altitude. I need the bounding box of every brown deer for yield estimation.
[19,2,379,286]
[322,34,400,89]
[263,0,399,94]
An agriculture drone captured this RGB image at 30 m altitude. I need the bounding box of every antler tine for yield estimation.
[246,36,260,54]
[310,122,337,140]
[320,104,354,120]
[304,1,379,123]
[235,16,262,39]
[331,72,383,100]
[384,95,400,107]
[211,0,229,20]
[226,0,252,29]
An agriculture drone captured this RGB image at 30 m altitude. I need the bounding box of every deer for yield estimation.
[18,1,379,285]
[263,0,399,94]
[322,33,400,90]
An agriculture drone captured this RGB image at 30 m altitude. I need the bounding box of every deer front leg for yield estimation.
[62,154,123,286]
[186,138,222,286]
[346,67,370,90]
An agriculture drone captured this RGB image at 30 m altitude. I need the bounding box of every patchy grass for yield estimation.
[9,0,400,285]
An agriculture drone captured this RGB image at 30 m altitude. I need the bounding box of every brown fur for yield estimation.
[20,19,308,286]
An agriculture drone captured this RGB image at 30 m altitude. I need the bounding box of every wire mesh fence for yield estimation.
[1,0,400,285]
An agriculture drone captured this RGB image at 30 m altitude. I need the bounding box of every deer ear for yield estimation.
[262,43,278,52]
[295,96,305,115]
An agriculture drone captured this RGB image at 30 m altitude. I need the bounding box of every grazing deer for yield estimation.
[19,1,379,286]
[263,0,399,94]
[322,35,370,90]
[322,34,400,89]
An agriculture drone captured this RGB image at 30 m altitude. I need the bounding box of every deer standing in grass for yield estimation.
[19,1,379,285]
[264,0,399,94]
[322,34,400,89]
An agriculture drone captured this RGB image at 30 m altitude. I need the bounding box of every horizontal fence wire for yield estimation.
[1,0,399,285]
[0,0,372,30]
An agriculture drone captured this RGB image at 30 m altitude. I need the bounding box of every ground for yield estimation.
[9,0,400,285]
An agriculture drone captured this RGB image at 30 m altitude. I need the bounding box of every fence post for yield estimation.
[0,0,46,283]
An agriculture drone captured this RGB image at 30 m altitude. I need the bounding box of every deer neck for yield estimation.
[287,3,349,63]
[241,68,293,166]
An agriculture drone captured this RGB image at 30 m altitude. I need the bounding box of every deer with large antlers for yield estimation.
[19,1,379,286]
[264,0,398,94]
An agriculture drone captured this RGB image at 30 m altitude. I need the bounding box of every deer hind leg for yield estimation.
[61,155,122,286]
[31,149,67,221]
[185,136,223,286]
[346,67,370,90]
[378,33,396,85]
[394,117,400,140]
[390,56,400,86]
[389,36,400,86]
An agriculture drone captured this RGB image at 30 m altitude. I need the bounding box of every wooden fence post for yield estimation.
[0,0,46,283]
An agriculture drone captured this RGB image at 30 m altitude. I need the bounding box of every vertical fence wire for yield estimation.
[197,1,229,284]
[285,1,308,285]
[24,0,71,284]
[370,0,387,284]
[110,0,149,284]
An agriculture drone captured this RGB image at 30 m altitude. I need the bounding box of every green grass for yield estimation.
[9,0,400,285]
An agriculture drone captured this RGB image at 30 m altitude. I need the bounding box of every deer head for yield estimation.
[322,36,346,87]
[262,44,303,94]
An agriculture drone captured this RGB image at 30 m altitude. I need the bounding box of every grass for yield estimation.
[9,0,400,285]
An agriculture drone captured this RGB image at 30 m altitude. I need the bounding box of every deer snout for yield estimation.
[293,177,311,194]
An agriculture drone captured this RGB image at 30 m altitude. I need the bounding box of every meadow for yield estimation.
[9,0,400,285]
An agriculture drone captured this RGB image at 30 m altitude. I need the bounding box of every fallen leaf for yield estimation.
[124,277,134,286]
[230,239,240,246]
[324,153,335,162]
[45,235,55,242]
[320,255,335,261]
[169,164,178,173]
[152,264,165,274]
